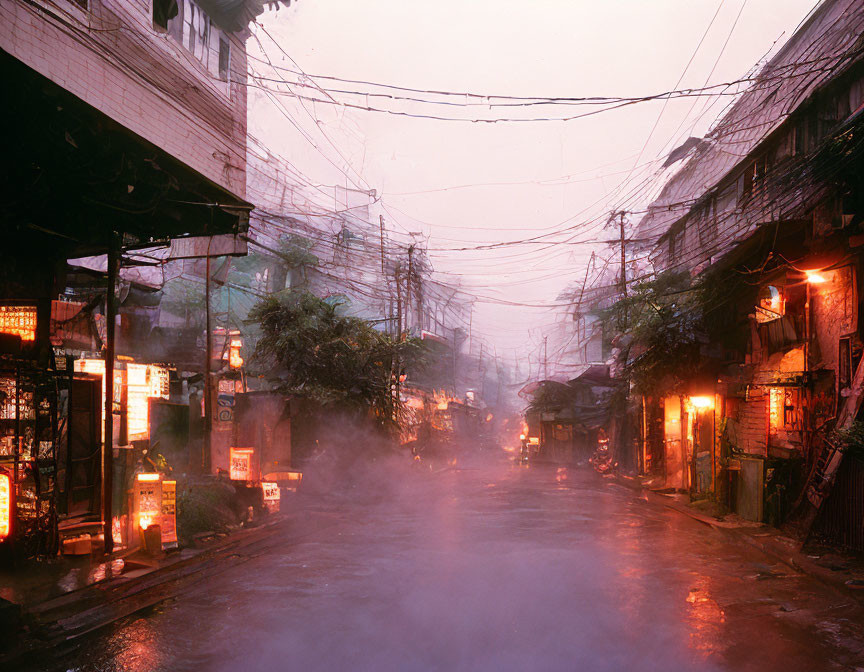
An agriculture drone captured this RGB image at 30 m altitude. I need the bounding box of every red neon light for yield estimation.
[0,473,10,540]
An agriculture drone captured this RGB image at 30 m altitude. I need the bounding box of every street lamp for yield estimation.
[802,268,830,407]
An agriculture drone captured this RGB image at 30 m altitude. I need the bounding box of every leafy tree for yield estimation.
[247,291,424,427]
[601,271,706,395]
[601,268,745,395]
[831,421,864,460]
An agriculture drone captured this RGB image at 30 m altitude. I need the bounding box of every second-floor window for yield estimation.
[182,1,210,63]
[755,284,785,323]
[154,0,231,82]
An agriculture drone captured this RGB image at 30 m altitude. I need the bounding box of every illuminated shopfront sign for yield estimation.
[0,472,10,540]
[229,447,254,481]
[262,481,280,513]
[127,364,149,440]
[161,480,178,549]
[75,359,170,441]
[0,305,37,342]
[128,364,171,440]
[135,473,162,532]
[262,482,280,500]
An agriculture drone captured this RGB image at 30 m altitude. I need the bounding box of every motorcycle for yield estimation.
[590,431,617,475]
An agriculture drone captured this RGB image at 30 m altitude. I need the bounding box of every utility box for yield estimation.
[735,456,764,522]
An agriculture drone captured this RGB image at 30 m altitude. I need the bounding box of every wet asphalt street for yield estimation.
[33,457,864,672]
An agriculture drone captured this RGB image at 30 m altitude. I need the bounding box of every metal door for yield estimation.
[64,374,101,520]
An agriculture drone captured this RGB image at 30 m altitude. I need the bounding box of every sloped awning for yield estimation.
[192,0,296,32]
[518,378,572,399]
[569,365,613,387]
[3,53,251,261]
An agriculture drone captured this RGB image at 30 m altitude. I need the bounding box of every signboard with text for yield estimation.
[0,305,37,342]
[161,480,178,549]
[261,481,280,513]
[229,447,254,481]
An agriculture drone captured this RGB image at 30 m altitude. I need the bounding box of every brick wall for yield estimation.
[811,264,857,372]
[1,0,247,197]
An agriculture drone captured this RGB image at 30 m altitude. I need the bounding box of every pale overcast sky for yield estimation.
[253,0,820,360]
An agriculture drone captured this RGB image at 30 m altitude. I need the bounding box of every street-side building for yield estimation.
[627,0,864,541]
[525,256,632,465]
[0,0,274,559]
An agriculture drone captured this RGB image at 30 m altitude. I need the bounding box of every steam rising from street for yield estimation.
[43,455,864,672]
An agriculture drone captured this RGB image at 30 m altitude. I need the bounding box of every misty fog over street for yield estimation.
[34,458,864,672]
[7,1,864,669]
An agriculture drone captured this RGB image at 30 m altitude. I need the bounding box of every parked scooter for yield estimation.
[589,429,617,474]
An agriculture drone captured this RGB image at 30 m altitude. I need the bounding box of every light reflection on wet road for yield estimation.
[40,459,864,671]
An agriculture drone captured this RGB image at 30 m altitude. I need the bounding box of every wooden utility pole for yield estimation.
[467,306,473,355]
[494,348,502,406]
[379,215,393,336]
[203,236,213,474]
[618,211,627,301]
[395,263,403,339]
[406,244,415,335]
[379,215,386,276]
[608,210,629,330]
[576,251,596,310]
[543,335,549,380]
[102,231,118,554]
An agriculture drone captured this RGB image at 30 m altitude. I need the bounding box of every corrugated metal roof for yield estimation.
[198,0,294,32]
[636,0,864,241]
